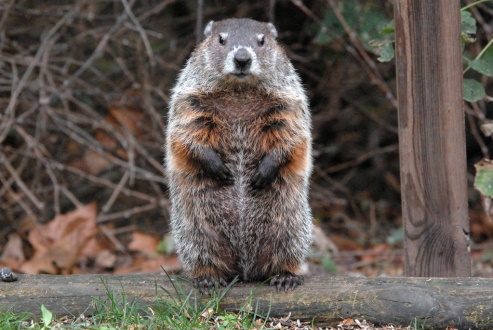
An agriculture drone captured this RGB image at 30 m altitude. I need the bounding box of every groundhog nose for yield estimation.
[234,48,252,71]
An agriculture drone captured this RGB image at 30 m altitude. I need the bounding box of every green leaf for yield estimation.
[40,305,53,327]
[156,234,175,255]
[474,161,493,197]
[367,19,394,61]
[314,26,335,45]
[321,255,337,273]
[359,8,387,43]
[314,10,343,45]
[386,227,404,246]
[380,21,395,35]
[463,79,486,102]
[369,39,394,62]
[480,250,493,263]
[470,47,493,76]
[461,11,477,36]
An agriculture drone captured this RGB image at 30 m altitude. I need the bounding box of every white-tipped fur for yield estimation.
[222,46,261,75]
[222,46,240,75]
[219,32,228,43]
[203,20,214,37]
[256,33,265,44]
[267,22,278,38]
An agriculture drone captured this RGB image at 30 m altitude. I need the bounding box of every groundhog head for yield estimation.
[200,18,282,84]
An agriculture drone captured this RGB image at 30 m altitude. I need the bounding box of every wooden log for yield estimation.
[1,274,493,329]
[394,0,470,276]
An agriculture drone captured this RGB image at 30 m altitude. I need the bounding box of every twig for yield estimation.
[269,0,276,23]
[195,0,204,44]
[0,8,74,143]
[121,0,155,66]
[97,202,158,223]
[327,0,398,108]
[325,144,397,174]
[64,2,131,87]
[101,171,130,214]
[0,152,44,210]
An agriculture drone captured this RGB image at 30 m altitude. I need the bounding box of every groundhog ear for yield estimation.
[267,22,278,39]
[203,20,214,37]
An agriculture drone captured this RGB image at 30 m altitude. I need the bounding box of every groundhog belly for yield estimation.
[205,93,277,217]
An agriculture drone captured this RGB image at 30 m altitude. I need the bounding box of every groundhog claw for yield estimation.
[217,166,234,184]
[193,276,227,295]
[270,273,303,292]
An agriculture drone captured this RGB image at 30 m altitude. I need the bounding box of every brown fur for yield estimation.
[282,140,310,177]
[166,19,312,292]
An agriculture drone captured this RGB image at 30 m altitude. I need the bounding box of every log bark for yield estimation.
[394,0,470,276]
[1,274,493,329]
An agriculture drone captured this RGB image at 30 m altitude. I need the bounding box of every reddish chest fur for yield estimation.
[195,90,284,123]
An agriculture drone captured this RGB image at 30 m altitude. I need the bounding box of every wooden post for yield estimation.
[394,0,471,276]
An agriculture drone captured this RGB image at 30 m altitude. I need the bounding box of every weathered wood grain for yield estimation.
[1,274,493,328]
[394,0,470,276]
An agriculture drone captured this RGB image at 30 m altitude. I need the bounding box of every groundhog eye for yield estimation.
[218,33,227,45]
[257,34,265,47]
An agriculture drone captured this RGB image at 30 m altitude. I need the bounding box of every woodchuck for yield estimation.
[165,18,312,293]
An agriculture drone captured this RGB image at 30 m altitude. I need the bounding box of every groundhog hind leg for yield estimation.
[241,179,312,290]
[170,182,239,294]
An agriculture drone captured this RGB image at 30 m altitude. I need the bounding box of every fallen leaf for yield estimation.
[79,234,112,259]
[312,224,338,255]
[0,233,25,270]
[329,234,362,251]
[21,203,98,274]
[108,106,143,137]
[340,318,356,326]
[114,255,180,274]
[361,243,390,263]
[71,150,112,175]
[95,249,117,269]
[128,231,160,256]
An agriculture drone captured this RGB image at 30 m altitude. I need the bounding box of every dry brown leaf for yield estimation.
[21,203,98,274]
[108,106,143,137]
[312,224,338,255]
[95,249,117,269]
[128,231,160,256]
[470,209,493,239]
[79,231,113,259]
[20,257,58,274]
[329,234,362,251]
[340,318,356,326]
[71,150,112,175]
[115,255,181,274]
[70,106,142,175]
[0,233,25,270]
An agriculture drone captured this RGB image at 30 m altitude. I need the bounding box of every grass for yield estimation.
[0,273,426,329]
[0,310,30,330]
[0,274,272,330]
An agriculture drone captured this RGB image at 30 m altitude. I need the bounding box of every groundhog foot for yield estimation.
[193,276,228,295]
[270,273,303,292]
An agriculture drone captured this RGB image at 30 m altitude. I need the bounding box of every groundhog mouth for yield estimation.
[223,72,260,85]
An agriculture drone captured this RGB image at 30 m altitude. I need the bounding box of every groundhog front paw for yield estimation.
[193,276,228,295]
[204,163,233,184]
[199,148,234,184]
[270,273,303,292]
[252,154,279,189]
